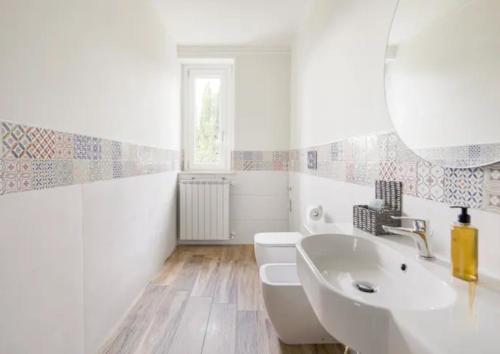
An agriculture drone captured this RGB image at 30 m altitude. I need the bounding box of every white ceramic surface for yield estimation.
[297,230,500,354]
[254,232,303,267]
[259,263,336,345]
[253,206,326,265]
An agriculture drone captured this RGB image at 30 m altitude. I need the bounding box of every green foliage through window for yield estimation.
[195,81,221,164]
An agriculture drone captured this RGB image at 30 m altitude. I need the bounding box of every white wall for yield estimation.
[290,0,395,148]
[230,171,289,244]
[178,46,290,150]
[82,173,178,353]
[0,1,180,353]
[0,187,85,354]
[0,0,179,149]
[178,47,291,244]
[289,0,500,279]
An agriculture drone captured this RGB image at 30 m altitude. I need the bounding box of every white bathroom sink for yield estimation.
[296,234,457,354]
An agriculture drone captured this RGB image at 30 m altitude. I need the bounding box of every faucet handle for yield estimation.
[390,216,427,232]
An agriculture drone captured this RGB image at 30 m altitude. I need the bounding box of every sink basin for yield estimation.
[296,234,457,354]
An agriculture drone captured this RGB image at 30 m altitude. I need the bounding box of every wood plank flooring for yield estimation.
[101,245,346,354]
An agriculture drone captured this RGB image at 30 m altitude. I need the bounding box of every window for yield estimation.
[182,61,234,171]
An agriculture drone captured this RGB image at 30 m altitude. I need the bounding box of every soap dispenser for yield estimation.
[450,206,478,282]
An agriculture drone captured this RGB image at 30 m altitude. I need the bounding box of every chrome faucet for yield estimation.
[382,217,434,259]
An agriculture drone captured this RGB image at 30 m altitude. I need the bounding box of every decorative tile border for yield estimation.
[482,163,500,212]
[290,131,500,213]
[0,120,180,196]
[232,151,289,171]
[2,120,497,215]
[413,142,500,168]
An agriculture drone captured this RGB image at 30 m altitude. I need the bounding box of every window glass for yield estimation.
[182,63,233,171]
[194,78,222,165]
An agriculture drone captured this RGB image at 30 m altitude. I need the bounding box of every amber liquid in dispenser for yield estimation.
[451,223,478,282]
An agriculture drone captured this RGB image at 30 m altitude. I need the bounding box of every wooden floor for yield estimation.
[101,245,346,354]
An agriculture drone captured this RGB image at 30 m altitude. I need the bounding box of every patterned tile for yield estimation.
[54,132,74,159]
[3,159,32,193]
[89,161,103,182]
[232,150,289,171]
[111,141,122,160]
[396,161,417,196]
[55,160,74,186]
[242,160,255,171]
[0,174,4,195]
[365,162,380,185]
[330,142,344,162]
[353,162,368,185]
[122,161,136,177]
[317,160,333,178]
[232,159,244,171]
[73,160,90,184]
[73,135,102,160]
[272,151,288,161]
[342,140,354,162]
[379,160,397,181]
[386,132,400,161]
[345,162,356,183]
[112,160,123,178]
[307,151,317,170]
[413,142,500,167]
[366,134,380,163]
[27,127,56,159]
[416,161,445,202]
[101,139,113,160]
[272,160,284,171]
[444,168,484,208]
[2,122,33,158]
[351,136,367,163]
[32,160,57,190]
[483,164,500,212]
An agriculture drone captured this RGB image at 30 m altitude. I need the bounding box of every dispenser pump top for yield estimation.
[451,206,471,224]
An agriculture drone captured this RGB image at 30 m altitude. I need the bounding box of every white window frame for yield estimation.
[181,61,234,171]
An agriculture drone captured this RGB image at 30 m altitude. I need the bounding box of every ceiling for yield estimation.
[154,0,315,47]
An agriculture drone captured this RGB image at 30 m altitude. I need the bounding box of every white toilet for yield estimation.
[254,206,324,267]
[254,232,302,267]
[255,206,336,345]
[260,263,336,344]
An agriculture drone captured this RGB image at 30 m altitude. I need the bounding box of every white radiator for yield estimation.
[179,177,231,240]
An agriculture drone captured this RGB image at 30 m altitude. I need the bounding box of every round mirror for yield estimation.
[385,0,500,168]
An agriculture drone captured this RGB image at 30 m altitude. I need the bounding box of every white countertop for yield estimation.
[307,222,500,354]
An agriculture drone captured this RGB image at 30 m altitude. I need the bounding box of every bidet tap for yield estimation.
[382,217,434,260]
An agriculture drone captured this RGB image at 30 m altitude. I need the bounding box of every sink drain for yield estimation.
[353,281,377,294]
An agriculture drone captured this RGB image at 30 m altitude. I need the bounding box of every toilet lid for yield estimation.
[254,232,302,247]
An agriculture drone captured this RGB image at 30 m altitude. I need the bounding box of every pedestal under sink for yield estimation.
[296,234,457,354]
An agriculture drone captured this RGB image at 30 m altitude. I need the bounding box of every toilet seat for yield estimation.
[254,232,302,247]
[254,232,303,266]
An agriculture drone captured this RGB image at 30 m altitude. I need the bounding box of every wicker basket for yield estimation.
[353,181,402,235]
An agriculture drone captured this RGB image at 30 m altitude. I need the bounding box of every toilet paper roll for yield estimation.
[307,206,323,222]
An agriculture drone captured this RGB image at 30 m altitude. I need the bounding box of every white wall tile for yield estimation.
[0,186,84,354]
[230,219,290,244]
[82,172,177,354]
[231,195,289,221]
[231,171,288,196]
